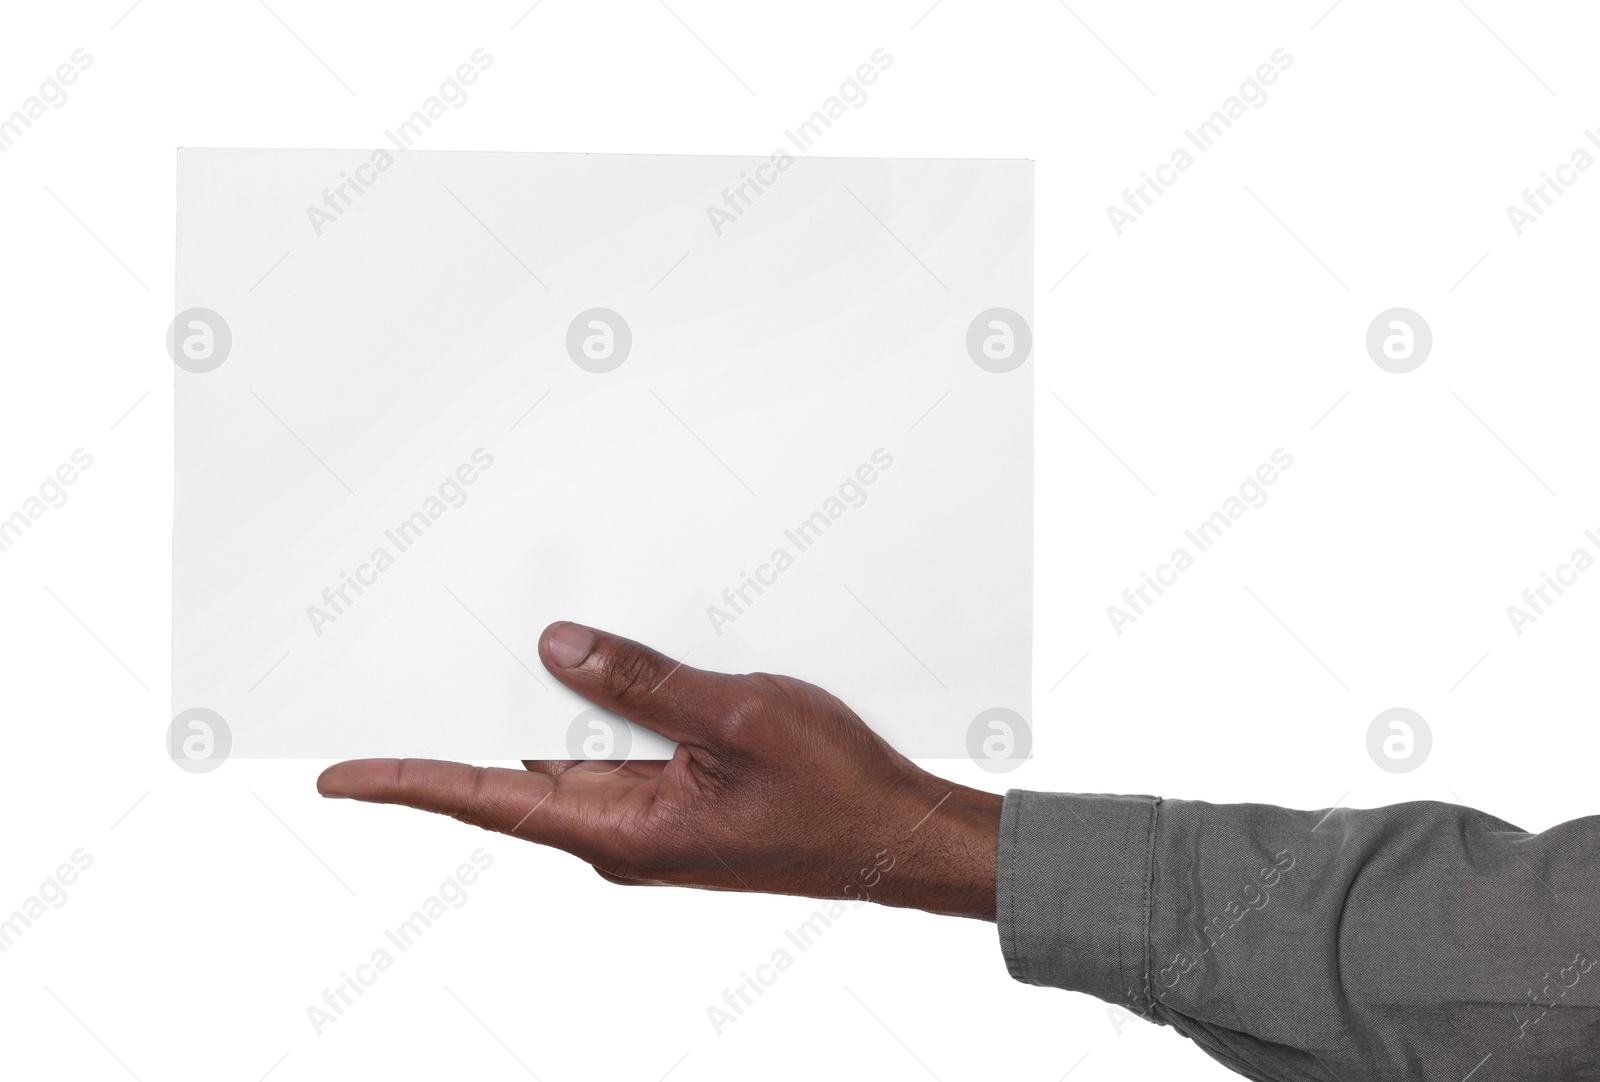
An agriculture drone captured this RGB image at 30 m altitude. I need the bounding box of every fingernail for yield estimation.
[546,622,596,668]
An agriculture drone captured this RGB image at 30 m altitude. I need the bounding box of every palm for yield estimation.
[518,751,696,844]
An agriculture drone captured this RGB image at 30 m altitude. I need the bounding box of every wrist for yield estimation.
[866,777,1004,921]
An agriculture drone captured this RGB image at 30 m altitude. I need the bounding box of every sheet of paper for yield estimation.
[173,149,1033,763]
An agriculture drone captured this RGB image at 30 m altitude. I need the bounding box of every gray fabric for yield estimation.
[997,791,1600,1081]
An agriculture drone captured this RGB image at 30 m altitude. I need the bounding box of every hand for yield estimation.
[317,622,1003,920]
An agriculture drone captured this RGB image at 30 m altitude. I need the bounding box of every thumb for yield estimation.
[539,622,734,748]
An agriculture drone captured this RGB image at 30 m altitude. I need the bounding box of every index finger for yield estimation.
[318,758,582,849]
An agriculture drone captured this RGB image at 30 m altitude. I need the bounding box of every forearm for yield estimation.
[999,790,1600,1081]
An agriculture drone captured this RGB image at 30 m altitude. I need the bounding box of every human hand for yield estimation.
[317,622,1003,919]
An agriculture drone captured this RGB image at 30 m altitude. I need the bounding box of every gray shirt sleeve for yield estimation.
[997,790,1600,1082]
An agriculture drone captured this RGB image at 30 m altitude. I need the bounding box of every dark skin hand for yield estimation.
[318,621,1003,920]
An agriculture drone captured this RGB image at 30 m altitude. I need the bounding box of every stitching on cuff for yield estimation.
[1113,797,1136,1009]
[1004,790,1024,984]
[1137,797,1161,1017]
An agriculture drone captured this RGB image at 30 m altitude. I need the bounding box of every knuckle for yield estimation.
[741,671,806,707]
[467,764,491,808]
[717,683,771,745]
[449,766,505,833]
[599,642,662,703]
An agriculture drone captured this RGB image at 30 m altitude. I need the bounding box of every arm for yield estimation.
[319,622,1600,1081]
[1004,793,1600,1081]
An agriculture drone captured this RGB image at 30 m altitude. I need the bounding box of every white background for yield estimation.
[2,1,1596,1079]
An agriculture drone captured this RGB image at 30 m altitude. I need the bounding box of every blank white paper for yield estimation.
[173,149,1032,761]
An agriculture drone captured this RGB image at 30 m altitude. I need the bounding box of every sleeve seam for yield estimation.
[1114,797,1137,1008]
[1138,796,1161,1017]
[1003,790,1025,984]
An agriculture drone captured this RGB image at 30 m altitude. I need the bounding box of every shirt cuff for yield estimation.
[997,790,1160,1013]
